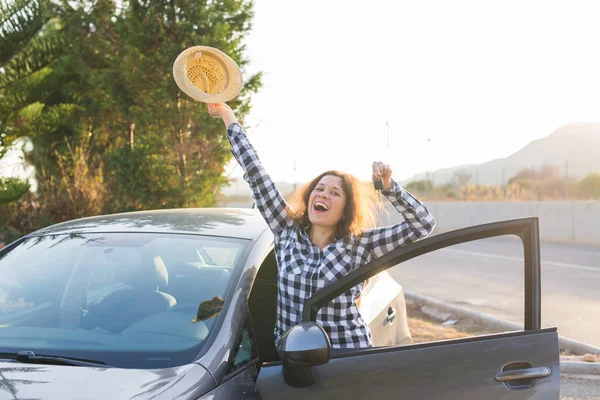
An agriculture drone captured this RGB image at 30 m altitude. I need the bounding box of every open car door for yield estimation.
[256,218,560,399]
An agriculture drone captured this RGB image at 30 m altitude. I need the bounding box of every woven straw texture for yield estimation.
[173,46,242,103]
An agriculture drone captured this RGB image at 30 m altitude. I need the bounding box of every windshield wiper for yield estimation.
[7,351,112,368]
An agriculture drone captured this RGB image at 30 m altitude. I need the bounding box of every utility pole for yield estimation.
[293,160,297,192]
[427,138,432,199]
[564,160,569,200]
[501,166,506,200]
[475,168,479,200]
[386,121,390,151]
[531,164,535,201]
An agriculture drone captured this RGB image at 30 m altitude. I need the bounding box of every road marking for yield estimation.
[441,248,599,273]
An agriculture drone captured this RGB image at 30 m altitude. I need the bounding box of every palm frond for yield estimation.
[0,0,50,64]
[0,24,63,88]
[0,63,53,112]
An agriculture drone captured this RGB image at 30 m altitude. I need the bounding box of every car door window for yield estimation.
[370,235,525,348]
[310,236,525,351]
[226,311,258,375]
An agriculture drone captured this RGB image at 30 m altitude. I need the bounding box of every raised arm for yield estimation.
[362,162,436,259]
[208,103,293,235]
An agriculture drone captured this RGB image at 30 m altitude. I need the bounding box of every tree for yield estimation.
[580,173,600,199]
[508,164,560,184]
[406,179,433,196]
[0,0,261,238]
[1,0,262,236]
[0,176,29,204]
[0,0,67,157]
[102,0,261,210]
[1,0,119,227]
[439,182,456,200]
[0,176,30,245]
[454,169,471,200]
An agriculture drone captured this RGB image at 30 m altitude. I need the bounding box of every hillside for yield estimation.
[401,123,600,186]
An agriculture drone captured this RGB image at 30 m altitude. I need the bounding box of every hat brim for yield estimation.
[173,46,243,103]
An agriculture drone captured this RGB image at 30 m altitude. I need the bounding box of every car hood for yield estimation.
[0,362,215,400]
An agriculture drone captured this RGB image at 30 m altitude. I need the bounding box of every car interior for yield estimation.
[59,246,235,341]
[247,250,280,362]
[81,252,176,333]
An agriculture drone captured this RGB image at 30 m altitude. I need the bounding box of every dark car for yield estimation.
[0,208,559,399]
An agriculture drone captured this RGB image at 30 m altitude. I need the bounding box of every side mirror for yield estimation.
[278,322,331,387]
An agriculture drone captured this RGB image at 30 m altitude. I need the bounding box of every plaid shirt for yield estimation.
[227,123,436,348]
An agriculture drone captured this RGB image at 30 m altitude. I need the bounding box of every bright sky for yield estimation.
[228,0,600,183]
[3,0,600,186]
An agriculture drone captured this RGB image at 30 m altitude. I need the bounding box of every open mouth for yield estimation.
[313,201,329,212]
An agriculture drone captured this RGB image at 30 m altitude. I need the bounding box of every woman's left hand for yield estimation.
[372,161,393,190]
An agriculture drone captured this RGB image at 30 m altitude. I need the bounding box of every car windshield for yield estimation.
[0,232,248,369]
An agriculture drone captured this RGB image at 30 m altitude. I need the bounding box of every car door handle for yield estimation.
[386,307,396,324]
[495,367,551,382]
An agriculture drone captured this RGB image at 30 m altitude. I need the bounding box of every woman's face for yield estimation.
[308,175,347,230]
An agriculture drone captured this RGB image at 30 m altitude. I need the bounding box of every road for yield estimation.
[387,237,600,347]
[560,375,600,399]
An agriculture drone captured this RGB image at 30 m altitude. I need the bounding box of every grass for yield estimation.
[407,317,471,343]
[405,300,505,344]
[405,301,598,360]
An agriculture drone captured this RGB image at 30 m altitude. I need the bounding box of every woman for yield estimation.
[208,103,436,349]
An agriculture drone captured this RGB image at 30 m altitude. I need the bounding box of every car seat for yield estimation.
[81,253,177,333]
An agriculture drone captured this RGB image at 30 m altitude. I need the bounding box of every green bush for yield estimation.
[580,173,600,199]
[0,177,30,205]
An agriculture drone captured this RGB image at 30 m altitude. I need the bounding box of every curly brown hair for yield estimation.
[288,170,382,238]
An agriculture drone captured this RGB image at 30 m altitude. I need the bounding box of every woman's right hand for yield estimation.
[207,103,238,127]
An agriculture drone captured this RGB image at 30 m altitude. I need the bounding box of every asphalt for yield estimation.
[387,236,600,347]
[389,237,600,398]
[560,374,600,399]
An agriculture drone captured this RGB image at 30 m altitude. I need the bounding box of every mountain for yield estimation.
[401,123,600,186]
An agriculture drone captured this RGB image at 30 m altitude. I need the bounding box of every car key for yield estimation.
[374,177,383,202]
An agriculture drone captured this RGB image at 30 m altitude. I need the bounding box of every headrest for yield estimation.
[117,252,169,290]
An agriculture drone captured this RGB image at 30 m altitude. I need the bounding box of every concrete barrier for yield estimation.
[384,200,600,246]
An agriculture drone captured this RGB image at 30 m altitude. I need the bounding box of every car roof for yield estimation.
[29,208,270,240]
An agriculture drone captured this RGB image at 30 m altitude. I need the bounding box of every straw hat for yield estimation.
[173,46,243,103]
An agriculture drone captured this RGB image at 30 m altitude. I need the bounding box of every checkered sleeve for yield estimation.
[227,123,293,234]
[363,180,436,259]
